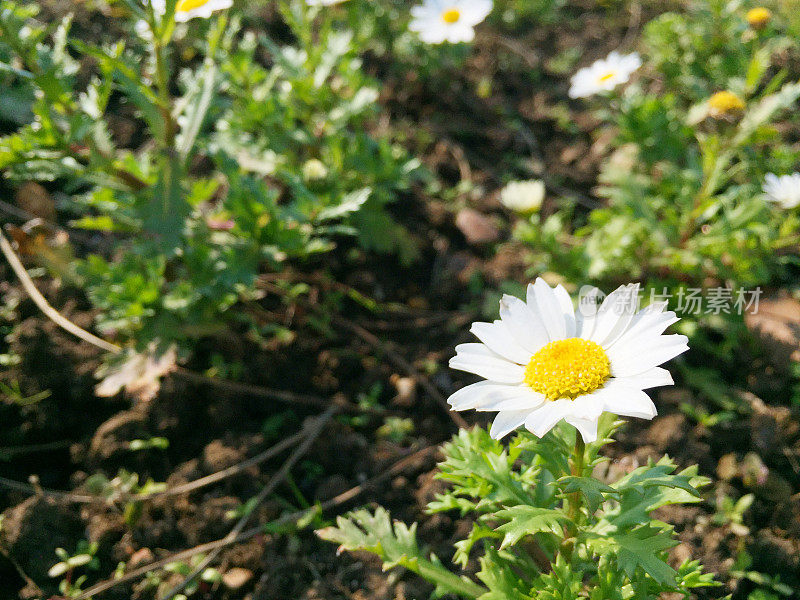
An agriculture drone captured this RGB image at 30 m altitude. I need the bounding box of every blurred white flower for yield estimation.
[149,0,233,22]
[569,51,642,99]
[409,0,493,44]
[303,158,329,181]
[500,180,545,214]
[763,173,800,209]
[448,280,687,443]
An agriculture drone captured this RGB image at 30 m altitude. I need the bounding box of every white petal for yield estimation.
[449,343,525,383]
[611,367,673,390]
[490,409,529,439]
[595,384,658,419]
[576,286,604,339]
[570,393,605,420]
[470,321,531,364]
[447,381,543,411]
[527,278,568,341]
[565,415,600,443]
[553,284,577,338]
[608,335,688,377]
[606,305,678,351]
[499,294,550,353]
[590,284,640,346]
[524,399,573,438]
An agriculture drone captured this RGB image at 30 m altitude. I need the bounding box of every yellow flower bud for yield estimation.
[708,91,745,117]
[746,7,772,29]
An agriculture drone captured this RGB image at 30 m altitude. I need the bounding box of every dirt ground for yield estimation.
[1,1,799,599]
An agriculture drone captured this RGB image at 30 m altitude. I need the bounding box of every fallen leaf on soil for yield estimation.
[95,345,177,402]
[455,208,499,245]
[222,567,254,590]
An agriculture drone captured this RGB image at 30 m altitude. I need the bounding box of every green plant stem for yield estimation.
[568,434,585,520]
[414,559,487,599]
[154,38,177,149]
[560,434,586,563]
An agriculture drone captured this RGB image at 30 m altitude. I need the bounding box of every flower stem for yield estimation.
[561,433,586,562]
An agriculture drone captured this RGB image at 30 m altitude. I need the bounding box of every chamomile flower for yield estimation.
[763,173,800,209]
[500,180,545,214]
[149,0,232,22]
[409,0,493,45]
[448,279,688,443]
[568,51,642,99]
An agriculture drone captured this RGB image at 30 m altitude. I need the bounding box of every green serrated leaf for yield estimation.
[492,506,566,549]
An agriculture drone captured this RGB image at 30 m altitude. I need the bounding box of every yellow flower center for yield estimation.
[175,0,211,12]
[598,71,616,82]
[746,7,771,27]
[524,338,611,401]
[442,8,461,23]
[708,90,745,116]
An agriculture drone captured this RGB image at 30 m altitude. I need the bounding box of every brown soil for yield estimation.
[1,2,799,600]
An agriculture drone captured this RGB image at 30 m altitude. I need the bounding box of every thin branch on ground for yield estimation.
[0,228,122,354]
[159,405,337,600]
[73,441,442,600]
[173,368,389,417]
[133,428,309,501]
[0,475,100,504]
[0,440,71,459]
[331,315,469,430]
[1,412,320,505]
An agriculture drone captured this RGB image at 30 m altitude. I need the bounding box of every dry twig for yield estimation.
[0,228,121,354]
[73,442,441,600]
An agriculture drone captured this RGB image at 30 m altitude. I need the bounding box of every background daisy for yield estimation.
[409,0,493,44]
[763,172,800,208]
[149,0,233,22]
[448,279,688,443]
[568,51,642,98]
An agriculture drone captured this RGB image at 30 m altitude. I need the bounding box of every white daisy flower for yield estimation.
[448,279,688,443]
[149,0,233,22]
[763,173,800,209]
[409,0,493,45]
[568,51,642,99]
[500,180,545,214]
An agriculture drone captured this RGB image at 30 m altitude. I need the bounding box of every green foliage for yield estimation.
[0,0,422,351]
[516,0,800,302]
[48,540,99,598]
[319,423,717,599]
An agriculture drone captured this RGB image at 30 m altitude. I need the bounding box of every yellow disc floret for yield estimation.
[524,338,611,401]
[708,91,745,117]
[442,8,461,23]
[746,7,772,28]
[598,71,617,83]
[176,0,211,12]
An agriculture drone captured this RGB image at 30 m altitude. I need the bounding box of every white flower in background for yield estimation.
[763,173,800,209]
[500,180,545,214]
[448,279,688,443]
[409,0,493,44]
[302,158,329,182]
[149,0,233,22]
[568,51,642,99]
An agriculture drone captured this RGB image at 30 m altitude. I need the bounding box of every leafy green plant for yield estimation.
[319,420,717,599]
[0,0,421,354]
[48,540,100,598]
[517,0,800,295]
